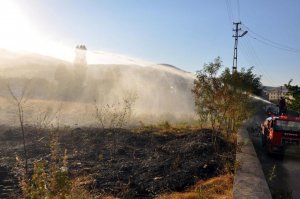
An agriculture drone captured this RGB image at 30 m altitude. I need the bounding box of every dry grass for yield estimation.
[69,176,94,199]
[132,122,206,135]
[95,175,233,199]
[155,174,233,199]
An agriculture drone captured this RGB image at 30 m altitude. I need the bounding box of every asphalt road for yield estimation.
[249,114,300,199]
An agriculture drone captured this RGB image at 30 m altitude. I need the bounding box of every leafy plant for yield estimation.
[192,57,262,138]
[285,79,300,115]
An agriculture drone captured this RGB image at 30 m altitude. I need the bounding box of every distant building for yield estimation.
[266,87,288,102]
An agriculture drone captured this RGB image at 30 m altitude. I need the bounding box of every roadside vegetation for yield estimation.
[192,57,262,138]
[188,57,262,198]
[285,80,300,115]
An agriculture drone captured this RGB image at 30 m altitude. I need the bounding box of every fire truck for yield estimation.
[261,115,300,154]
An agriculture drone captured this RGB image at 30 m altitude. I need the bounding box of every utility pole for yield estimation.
[232,22,248,73]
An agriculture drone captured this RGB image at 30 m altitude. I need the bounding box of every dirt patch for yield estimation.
[0,126,235,198]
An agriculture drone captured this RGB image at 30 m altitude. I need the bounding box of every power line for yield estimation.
[236,32,278,86]
[225,0,241,23]
[244,37,278,85]
[237,38,278,86]
[237,0,241,21]
[249,35,300,53]
[241,25,298,86]
[225,0,233,26]
[240,37,279,86]
[248,35,300,53]
[244,25,300,52]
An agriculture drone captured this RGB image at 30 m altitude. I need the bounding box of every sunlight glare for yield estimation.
[0,1,154,65]
[0,0,73,62]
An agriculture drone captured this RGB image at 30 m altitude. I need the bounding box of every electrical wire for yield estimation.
[225,0,241,24]
[225,0,233,28]
[244,37,279,86]
[237,0,241,21]
[239,37,280,86]
[244,25,300,52]
[248,35,300,53]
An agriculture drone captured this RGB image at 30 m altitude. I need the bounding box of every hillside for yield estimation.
[0,50,196,126]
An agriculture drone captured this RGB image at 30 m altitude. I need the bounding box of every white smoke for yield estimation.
[0,49,197,127]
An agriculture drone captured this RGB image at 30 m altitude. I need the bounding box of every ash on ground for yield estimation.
[0,126,235,198]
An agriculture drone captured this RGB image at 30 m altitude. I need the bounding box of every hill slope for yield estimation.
[0,50,196,125]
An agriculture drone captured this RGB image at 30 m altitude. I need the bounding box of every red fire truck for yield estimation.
[261,115,300,154]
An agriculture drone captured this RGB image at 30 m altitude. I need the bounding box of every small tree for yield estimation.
[192,57,223,130]
[220,67,261,133]
[221,67,262,95]
[192,57,262,137]
[285,80,300,115]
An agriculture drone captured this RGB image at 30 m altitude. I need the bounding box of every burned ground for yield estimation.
[0,126,235,198]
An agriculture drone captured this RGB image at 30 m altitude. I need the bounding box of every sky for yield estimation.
[0,0,300,86]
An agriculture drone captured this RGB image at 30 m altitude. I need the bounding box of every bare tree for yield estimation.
[7,80,31,175]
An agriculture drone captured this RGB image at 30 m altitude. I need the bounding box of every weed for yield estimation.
[94,93,137,129]
[268,165,277,183]
[17,130,92,198]
[266,165,293,199]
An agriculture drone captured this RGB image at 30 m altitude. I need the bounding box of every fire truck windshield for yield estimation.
[274,120,300,132]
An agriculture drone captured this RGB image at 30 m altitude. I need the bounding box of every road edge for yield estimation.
[233,125,272,198]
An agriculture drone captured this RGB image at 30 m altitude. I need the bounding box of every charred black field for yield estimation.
[0,126,235,198]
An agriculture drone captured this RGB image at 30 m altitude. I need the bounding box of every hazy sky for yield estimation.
[1,0,300,86]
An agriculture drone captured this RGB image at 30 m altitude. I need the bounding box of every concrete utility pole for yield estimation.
[232,22,248,72]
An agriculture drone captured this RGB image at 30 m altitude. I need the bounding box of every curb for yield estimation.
[233,126,272,199]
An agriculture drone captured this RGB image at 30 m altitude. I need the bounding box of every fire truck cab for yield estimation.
[261,115,300,154]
